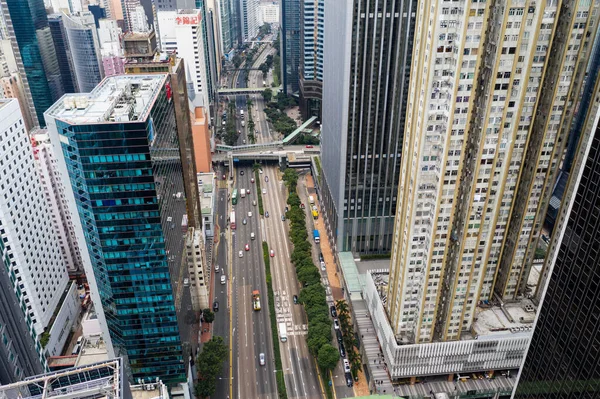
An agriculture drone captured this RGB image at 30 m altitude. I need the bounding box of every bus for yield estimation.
[230,211,236,230]
[232,189,238,205]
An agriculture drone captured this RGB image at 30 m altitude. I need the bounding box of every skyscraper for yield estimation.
[298,0,323,117]
[217,0,237,55]
[387,1,600,343]
[239,0,260,42]
[320,0,416,254]
[0,98,70,369]
[45,74,195,384]
[1,0,62,125]
[280,0,300,94]
[513,87,600,399]
[48,14,78,93]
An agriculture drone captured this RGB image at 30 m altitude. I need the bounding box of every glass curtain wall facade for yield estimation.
[3,0,56,125]
[298,0,323,118]
[63,13,104,93]
[49,77,186,384]
[281,0,300,94]
[513,110,600,399]
[48,14,78,93]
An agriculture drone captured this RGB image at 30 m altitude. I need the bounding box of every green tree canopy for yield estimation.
[202,308,215,323]
[317,344,340,372]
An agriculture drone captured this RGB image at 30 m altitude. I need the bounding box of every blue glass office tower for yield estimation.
[2,0,60,126]
[281,0,300,94]
[45,75,188,384]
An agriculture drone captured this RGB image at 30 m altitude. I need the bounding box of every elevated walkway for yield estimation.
[282,116,318,145]
[218,86,282,95]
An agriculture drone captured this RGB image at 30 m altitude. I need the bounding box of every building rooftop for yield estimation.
[130,380,169,399]
[0,98,14,109]
[369,270,535,343]
[197,172,215,214]
[46,74,167,125]
[123,30,155,40]
[75,335,109,367]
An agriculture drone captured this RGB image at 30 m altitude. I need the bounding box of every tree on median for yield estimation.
[317,344,340,372]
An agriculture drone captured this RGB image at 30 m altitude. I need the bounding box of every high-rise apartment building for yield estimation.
[218,0,237,55]
[513,87,600,399]
[45,74,198,384]
[0,72,35,131]
[0,98,70,365]
[62,11,104,93]
[31,131,83,275]
[121,0,142,32]
[320,0,416,255]
[280,0,300,94]
[387,1,600,344]
[298,0,323,117]
[239,0,260,42]
[0,0,62,125]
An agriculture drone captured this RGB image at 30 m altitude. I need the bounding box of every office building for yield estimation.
[62,11,104,93]
[239,0,260,42]
[280,0,300,94]
[513,90,600,399]
[45,74,202,384]
[157,9,214,112]
[0,98,70,368]
[218,0,237,55]
[260,2,279,25]
[37,26,64,101]
[48,14,78,93]
[31,131,83,275]
[0,0,62,125]
[386,1,600,344]
[298,0,322,117]
[320,0,416,254]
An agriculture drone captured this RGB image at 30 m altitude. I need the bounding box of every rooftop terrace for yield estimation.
[46,74,167,125]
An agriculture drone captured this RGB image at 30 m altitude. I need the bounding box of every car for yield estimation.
[334,319,340,330]
[215,264,220,272]
[293,295,298,304]
[248,211,252,217]
[245,244,250,251]
[270,249,275,257]
[239,251,243,258]
[336,329,343,343]
[243,218,247,225]
[222,174,226,180]
[339,343,346,358]
[262,188,267,194]
[247,188,250,194]
[251,177,255,183]
[330,305,337,318]
[240,170,244,175]
[321,262,326,271]
[253,200,257,206]
[213,301,219,311]
[305,145,314,148]
[265,176,269,182]
[221,275,226,284]
[345,374,353,387]
[319,253,324,262]
[183,278,189,287]
[281,214,285,221]
[285,206,289,212]
[259,353,265,366]
[251,232,255,240]
[243,139,246,144]
[343,359,351,373]
[265,211,269,218]
[259,169,263,174]
[300,203,305,209]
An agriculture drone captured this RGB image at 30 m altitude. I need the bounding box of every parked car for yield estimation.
[305,145,314,148]
[343,359,351,373]
[213,301,219,311]
[183,278,189,287]
[339,343,346,358]
[319,253,324,262]
[281,214,286,221]
[293,295,298,304]
[334,319,340,330]
[330,305,337,318]
[321,261,326,271]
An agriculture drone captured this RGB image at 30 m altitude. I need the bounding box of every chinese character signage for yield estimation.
[175,13,201,25]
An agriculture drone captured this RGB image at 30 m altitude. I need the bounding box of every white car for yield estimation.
[214,264,220,272]
[253,200,257,206]
[343,359,351,373]
[221,275,226,284]
[251,232,255,240]
[334,319,340,330]
[248,211,252,217]
[259,353,265,366]
[183,278,189,287]
[239,250,243,258]
[262,188,267,194]
[321,261,326,271]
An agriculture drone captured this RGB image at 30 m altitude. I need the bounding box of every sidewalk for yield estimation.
[304,174,370,397]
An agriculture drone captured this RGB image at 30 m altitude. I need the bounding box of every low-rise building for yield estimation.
[197,172,216,238]
[186,227,210,311]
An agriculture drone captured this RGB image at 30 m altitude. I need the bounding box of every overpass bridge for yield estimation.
[213,147,318,178]
[217,86,282,95]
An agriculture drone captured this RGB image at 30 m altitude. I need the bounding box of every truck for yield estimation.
[313,229,320,243]
[309,195,315,205]
[230,211,236,229]
[278,322,287,342]
[312,209,318,219]
[241,188,246,198]
[252,290,261,311]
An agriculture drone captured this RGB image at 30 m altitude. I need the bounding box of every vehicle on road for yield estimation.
[240,170,244,175]
[239,250,243,258]
[345,373,353,387]
[313,229,320,243]
[243,218,247,225]
[278,323,287,342]
[334,319,340,330]
[243,139,246,144]
[305,145,314,148]
[262,188,267,194]
[321,261,326,271]
[245,244,250,251]
[183,278,190,287]
[232,190,238,205]
[215,264,220,272]
[259,353,265,365]
[319,253,324,262]
[281,214,285,221]
[312,209,318,219]
[285,206,289,212]
[253,290,261,311]
[251,232,255,240]
[330,305,337,318]
[265,211,269,218]
[336,329,343,344]
[251,177,255,183]
[300,203,305,209]
[253,200,257,206]
[241,121,245,127]
[343,359,351,373]
[259,169,263,174]
[270,249,275,257]
[221,275,226,284]
[222,174,226,180]
[248,211,252,217]
[339,343,346,358]
[241,188,246,198]
[213,301,219,311]
[309,195,315,204]
[293,295,298,304]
